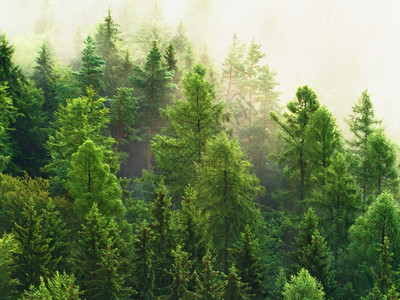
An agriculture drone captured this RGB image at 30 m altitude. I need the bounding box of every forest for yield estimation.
[0,1,400,299]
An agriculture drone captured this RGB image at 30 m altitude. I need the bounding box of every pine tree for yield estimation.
[77,36,105,95]
[230,225,264,299]
[31,43,58,120]
[348,89,380,202]
[95,7,122,97]
[152,64,227,199]
[68,140,124,219]
[195,251,225,300]
[270,85,320,202]
[12,198,52,292]
[109,87,138,154]
[130,40,174,169]
[224,264,250,300]
[132,220,155,300]
[195,132,262,273]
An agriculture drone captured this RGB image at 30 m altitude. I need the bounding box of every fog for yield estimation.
[1,0,400,140]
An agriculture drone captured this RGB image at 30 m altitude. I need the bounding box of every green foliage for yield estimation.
[230,225,264,299]
[0,233,18,299]
[272,268,287,300]
[20,271,81,300]
[169,245,194,300]
[77,36,105,94]
[68,140,124,219]
[12,198,52,293]
[224,264,250,300]
[195,251,225,300]
[132,220,155,300]
[109,87,138,153]
[152,64,227,199]
[283,268,325,300]
[371,237,395,295]
[195,132,262,272]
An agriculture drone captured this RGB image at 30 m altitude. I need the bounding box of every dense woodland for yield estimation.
[1,3,400,300]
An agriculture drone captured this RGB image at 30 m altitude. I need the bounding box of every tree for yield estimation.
[270,85,320,202]
[195,132,262,273]
[272,268,287,300]
[195,251,225,300]
[169,245,194,300]
[132,220,155,300]
[77,36,105,95]
[152,64,227,199]
[224,264,250,300]
[68,140,124,219]
[109,87,138,154]
[293,209,335,295]
[282,268,325,300]
[12,198,52,293]
[230,225,264,299]
[31,43,58,120]
[130,40,174,169]
[20,271,81,300]
[371,237,395,295]
[365,129,398,196]
[348,89,380,202]
[95,7,122,97]
[0,233,18,299]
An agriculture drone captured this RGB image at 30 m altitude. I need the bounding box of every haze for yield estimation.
[1,0,399,140]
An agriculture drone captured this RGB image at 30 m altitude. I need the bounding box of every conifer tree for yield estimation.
[0,233,18,299]
[152,64,227,198]
[68,140,124,219]
[230,225,264,299]
[283,268,325,300]
[224,264,250,300]
[270,85,320,202]
[131,40,174,169]
[169,245,194,300]
[132,220,155,300]
[115,50,134,88]
[272,268,287,300]
[12,198,52,293]
[195,132,262,273]
[195,251,225,300]
[77,36,105,95]
[348,90,380,202]
[95,7,122,97]
[109,87,138,154]
[31,43,58,120]
[371,237,394,295]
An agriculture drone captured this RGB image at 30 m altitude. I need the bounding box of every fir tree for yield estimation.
[195,251,225,300]
[230,225,264,299]
[12,198,52,292]
[224,264,250,300]
[371,237,394,295]
[169,245,194,300]
[283,268,325,300]
[77,36,105,95]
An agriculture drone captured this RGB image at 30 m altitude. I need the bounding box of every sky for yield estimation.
[1,0,400,140]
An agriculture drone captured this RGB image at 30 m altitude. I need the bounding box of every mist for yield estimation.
[1,0,400,140]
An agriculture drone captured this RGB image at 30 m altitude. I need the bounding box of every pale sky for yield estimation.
[1,0,400,140]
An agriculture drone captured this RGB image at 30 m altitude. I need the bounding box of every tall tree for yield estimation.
[282,268,325,300]
[169,245,194,300]
[130,40,174,169]
[195,132,262,273]
[152,64,227,199]
[95,7,122,97]
[224,264,250,300]
[230,225,265,299]
[77,36,105,95]
[12,199,52,293]
[67,140,124,219]
[31,43,58,121]
[270,85,320,202]
[348,89,380,202]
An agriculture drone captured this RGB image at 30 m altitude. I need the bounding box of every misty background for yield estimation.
[1,0,399,140]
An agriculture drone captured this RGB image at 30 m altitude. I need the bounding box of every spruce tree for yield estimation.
[195,132,262,273]
[130,40,174,170]
[77,36,105,95]
[12,198,52,293]
[169,245,194,300]
[371,237,394,295]
[132,220,155,300]
[224,264,250,300]
[31,43,58,120]
[195,251,225,300]
[230,225,264,299]
[283,268,325,300]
